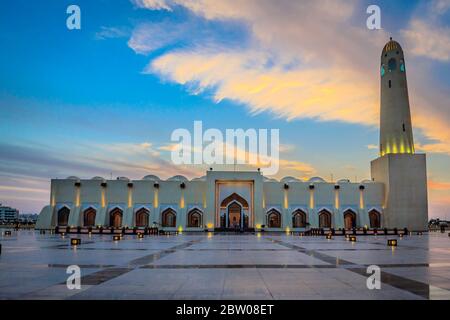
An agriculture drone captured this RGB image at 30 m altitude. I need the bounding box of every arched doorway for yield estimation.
[318,210,331,228]
[57,207,70,226]
[162,208,176,227]
[344,210,357,229]
[267,209,281,228]
[83,208,96,227]
[292,209,307,228]
[220,193,249,229]
[187,209,202,228]
[228,202,242,229]
[369,210,381,228]
[135,208,149,227]
[109,207,123,228]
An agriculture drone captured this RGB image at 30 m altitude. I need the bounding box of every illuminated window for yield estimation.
[267,209,281,228]
[162,208,176,227]
[369,210,381,228]
[135,208,149,227]
[292,210,307,228]
[343,210,357,229]
[400,59,405,72]
[187,209,202,227]
[318,210,331,228]
[110,208,123,228]
[380,65,385,77]
[83,208,96,227]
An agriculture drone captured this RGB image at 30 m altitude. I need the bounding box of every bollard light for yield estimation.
[399,233,403,238]
[113,235,121,241]
[349,236,356,242]
[60,232,66,237]
[4,231,12,236]
[345,234,350,240]
[70,238,81,246]
[326,234,333,240]
[137,233,144,239]
[387,239,397,247]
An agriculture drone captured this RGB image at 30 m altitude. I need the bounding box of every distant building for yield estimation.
[0,204,19,222]
[19,214,39,223]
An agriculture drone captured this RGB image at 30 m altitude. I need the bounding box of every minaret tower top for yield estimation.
[379,38,415,156]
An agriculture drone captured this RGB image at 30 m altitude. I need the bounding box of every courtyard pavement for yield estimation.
[1,230,450,300]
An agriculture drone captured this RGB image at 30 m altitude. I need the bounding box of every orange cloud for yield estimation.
[428,180,450,190]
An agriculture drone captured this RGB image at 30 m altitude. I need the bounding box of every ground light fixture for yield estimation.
[326,234,333,240]
[113,235,121,241]
[70,238,81,246]
[349,236,357,242]
[387,239,398,247]
[137,233,144,239]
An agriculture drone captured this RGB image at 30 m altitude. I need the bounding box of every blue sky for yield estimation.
[0,0,449,218]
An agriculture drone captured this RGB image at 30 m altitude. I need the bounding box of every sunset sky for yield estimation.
[0,0,449,219]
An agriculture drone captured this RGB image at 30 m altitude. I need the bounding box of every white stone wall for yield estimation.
[37,171,386,230]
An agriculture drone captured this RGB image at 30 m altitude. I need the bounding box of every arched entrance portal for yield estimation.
[344,210,357,229]
[369,210,381,228]
[220,193,249,230]
[228,202,242,229]
[109,208,123,228]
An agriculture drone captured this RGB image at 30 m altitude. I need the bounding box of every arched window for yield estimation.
[388,58,396,71]
[292,210,307,228]
[380,64,385,77]
[187,209,202,228]
[109,208,123,228]
[400,59,405,72]
[369,210,381,228]
[57,207,70,226]
[318,210,331,228]
[267,209,281,228]
[162,208,176,227]
[135,208,149,227]
[83,208,96,227]
[343,210,357,229]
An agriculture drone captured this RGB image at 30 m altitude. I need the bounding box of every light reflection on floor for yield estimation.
[0,230,450,300]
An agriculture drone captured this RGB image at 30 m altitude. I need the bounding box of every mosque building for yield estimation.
[36,39,428,232]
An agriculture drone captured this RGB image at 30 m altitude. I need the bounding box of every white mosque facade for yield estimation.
[35,39,428,232]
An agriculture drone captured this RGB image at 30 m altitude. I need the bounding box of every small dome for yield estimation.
[91,176,104,180]
[382,38,402,55]
[167,175,188,182]
[263,176,278,182]
[280,176,301,183]
[116,176,130,181]
[308,176,326,183]
[337,179,350,183]
[66,176,80,180]
[142,175,161,181]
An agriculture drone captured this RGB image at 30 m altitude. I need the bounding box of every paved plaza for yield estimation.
[1,230,450,300]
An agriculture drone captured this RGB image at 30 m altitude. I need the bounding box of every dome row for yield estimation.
[67,175,373,183]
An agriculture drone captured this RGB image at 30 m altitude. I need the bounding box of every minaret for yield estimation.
[371,38,428,231]
[380,37,414,156]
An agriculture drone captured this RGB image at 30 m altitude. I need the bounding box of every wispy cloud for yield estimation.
[130,0,450,157]
[95,26,129,40]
